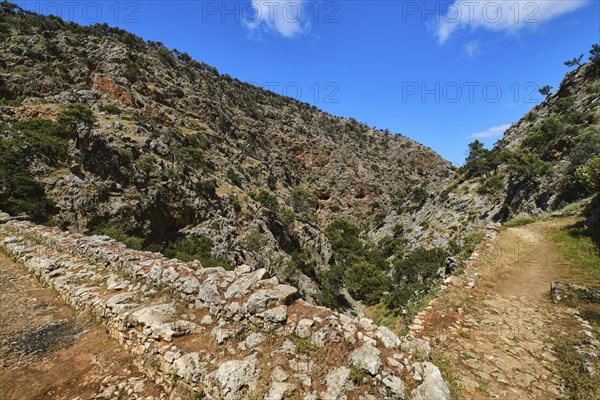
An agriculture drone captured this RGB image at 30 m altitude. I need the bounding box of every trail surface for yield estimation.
[0,252,162,400]
[414,219,597,400]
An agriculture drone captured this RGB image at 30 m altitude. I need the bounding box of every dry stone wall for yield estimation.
[0,213,450,400]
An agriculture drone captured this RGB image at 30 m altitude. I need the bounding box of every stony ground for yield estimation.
[412,219,600,400]
[0,252,164,400]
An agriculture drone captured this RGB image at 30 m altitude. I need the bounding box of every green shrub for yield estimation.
[345,261,391,305]
[386,282,429,310]
[0,116,75,222]
[410,184,428,208]
[503,214,536,227]
[0,175,55,222]
[554,97,575,114]
[123,61,141,83]
[200,179,217,198]
[289,187,318,216]
[477,174,505,196]
[244,232,266,251]
[318,263,346,309]
[286,248,317,278]
[90,220,144,250]
[256,190,279,211]
[450,232,485,261]
[180,146,206,171]
[576,157,600,193]
[505,150,552,179]
[95,183,110,200]
[56,103,96,138]
[349,364,367,384]
[227,167,242,187]
[324,219,364,264]
[99,104,122,115]
[523,118,562,150]
[294,338,311,354]
[393,248,446,283]
[170,368,179,388]
[12,119,69,159]
[163,236,232,269]
[372,211,387,227]
[191,391,206,400]
[134,154,156,175]
[525,111,538,122]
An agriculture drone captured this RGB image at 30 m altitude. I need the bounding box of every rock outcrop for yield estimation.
[551,281,600,305]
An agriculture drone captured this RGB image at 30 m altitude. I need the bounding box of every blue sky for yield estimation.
[19,0,600,165]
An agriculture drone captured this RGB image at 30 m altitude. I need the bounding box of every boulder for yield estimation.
[245,285,297,314]
[198,276,221,305]
[173,352,203,383]
[129,303,177,341]
[551,282,600,304]
[413,362,451,400]
[296,318,314,339]
[323,366,349,400]
[382,375,406,399]
[375,326,400,348]
[225,268,268,299]
[350,343,382,375]
[214,355,258,400]
[265,382,295,400]
[262,306,288,323]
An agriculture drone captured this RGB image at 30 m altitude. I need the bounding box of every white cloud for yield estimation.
[245,0,310,38]
[470,123,511,139]
[465,40,481,56]
[436,0,589,44]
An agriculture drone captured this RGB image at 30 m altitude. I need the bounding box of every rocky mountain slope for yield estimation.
[1,3,599,399]
[0,3,598,319]
[372,54,600,249]
[465,59,600,216]
[0,3,453,304]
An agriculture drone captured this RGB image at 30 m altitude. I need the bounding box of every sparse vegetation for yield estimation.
[90,219,144,250]
[539,85,553,97]
[564,54,584,68]
[191,391,206,400]
[0,108,95,222]
[552,225,600,280]
[163,236,233,270]
[99,104,122,115]
[431,350,462,399]
[294,338,311,354]
[170,368,179,388]
[503,214,537,227]
[244,232,267,251]
[554,336,599,400]
[349,363,367,384]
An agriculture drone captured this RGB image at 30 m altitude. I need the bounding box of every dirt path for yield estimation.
[0,252,163,400]
[414,219,595,400]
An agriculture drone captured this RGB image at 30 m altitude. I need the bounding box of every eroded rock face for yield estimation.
[0,213,451,399]
[0,5,457,304]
